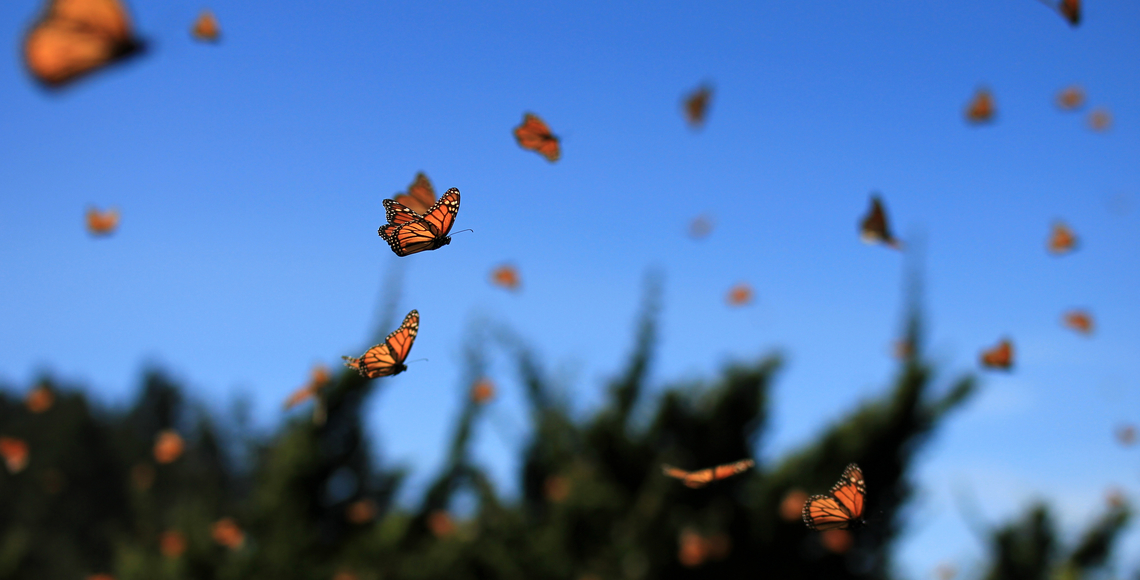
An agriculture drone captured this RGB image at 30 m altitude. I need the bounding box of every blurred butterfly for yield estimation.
[964,88,996,124]
[191,10,220,42]
[859,195,902,249]
[683,84,713,129]
[283,364,331,410]
[802,463,866,530]
[1062,309,1093,335]
[24,0,145,88]
[0,437,30,474]
[1115,424,1136,447]
[1055,85,1086,111]
[1088,108,1112,132]
[86,206,119,235]
[490,264,521,291]
[378,188,460,257]
[514,113,560,162]
[342,309,419,378]
[153,429,184,464]
[662,459,754,488]
[1047,221,1077,255]
[1059,0,1080,26]
[980,338,1013,370]
[26,383,55,413]
[688,214,714,239]
[392,172,436,215]
[726,283,753,307]
[470,378,495,404]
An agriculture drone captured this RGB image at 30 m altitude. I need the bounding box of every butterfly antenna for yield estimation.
[451,228,474,236]
[406,358,429,365]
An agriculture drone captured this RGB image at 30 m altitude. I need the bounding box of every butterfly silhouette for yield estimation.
[980,338,1013,370]
[859,195,902,249]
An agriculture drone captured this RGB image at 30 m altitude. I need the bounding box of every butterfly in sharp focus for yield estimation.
[980,338,1014,370]
[514,113,560,162]
[802,463,867,530]
[342,309,419,378]
[191,9,220,42]
[378,188,460,257]
[24,0,145,88]
[683,84,713,129]
[392,172,436,215]
[662,459,754,489]
[964,88,996,124]
[859,194,902,249]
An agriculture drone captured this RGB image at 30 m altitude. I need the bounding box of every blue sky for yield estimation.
[2,0,1139,576]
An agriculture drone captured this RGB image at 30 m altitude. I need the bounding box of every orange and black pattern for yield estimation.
[342,310,419,378]
[24,0,145,88]
[393,172,436,215]
[802,463,866,531]
[378,188,460,257]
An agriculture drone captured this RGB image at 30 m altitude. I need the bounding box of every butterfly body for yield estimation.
[859,195,902,249]
[342,310,419,378]
[803,463,867,531]
[378,188,460,257]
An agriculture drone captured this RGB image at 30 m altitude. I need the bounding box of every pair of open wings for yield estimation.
[378,188,461,257]
[342,310,419,379]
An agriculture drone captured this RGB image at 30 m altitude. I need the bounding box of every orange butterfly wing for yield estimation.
[663,459,753,488]
[342,310,419,378]
[964,88,995,124]
[191,10,220,42]
[86,207,119,235]
[980,339,1013,370]
[1048,221,1077,254]
[379,188,460,257]
[803,463,866,531]
[383,198,422,226]
[24,0,144,88]
[514,113,561,162]
[393,172,436,215]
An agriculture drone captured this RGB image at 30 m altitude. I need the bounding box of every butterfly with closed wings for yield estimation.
[378,188,460,257]
[342,310,419,378]
[802,463,867,531]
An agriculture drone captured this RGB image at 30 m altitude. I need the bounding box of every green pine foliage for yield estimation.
[0,280,1132,579]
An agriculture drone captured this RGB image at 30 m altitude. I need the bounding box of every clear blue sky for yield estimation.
[2,0,1139,576]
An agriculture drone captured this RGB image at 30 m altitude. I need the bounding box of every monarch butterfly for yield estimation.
[980,338,1013,370]
[683,84,713,129]
[1058,0,1080,26]
[470,378,495,404]
[514,113,560,162]
[1047,221,1077,255]
[342,309,419,378]
[191,9,220,42]
[86,206,119,235]
[859,195,902,249]
[1055,85,1086,111]
[24,0,145,88]
[1062,310,1093,335]
[490,264,521,291]
[802,463,866,530]
[726,283,753,307]
[1088,108,1112,132]
[378,189,460,257]
[392,172,436,215]
[964,88,996,124]
[211,517,245,550]
[26,383,55,413]
[662,459,754,488]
